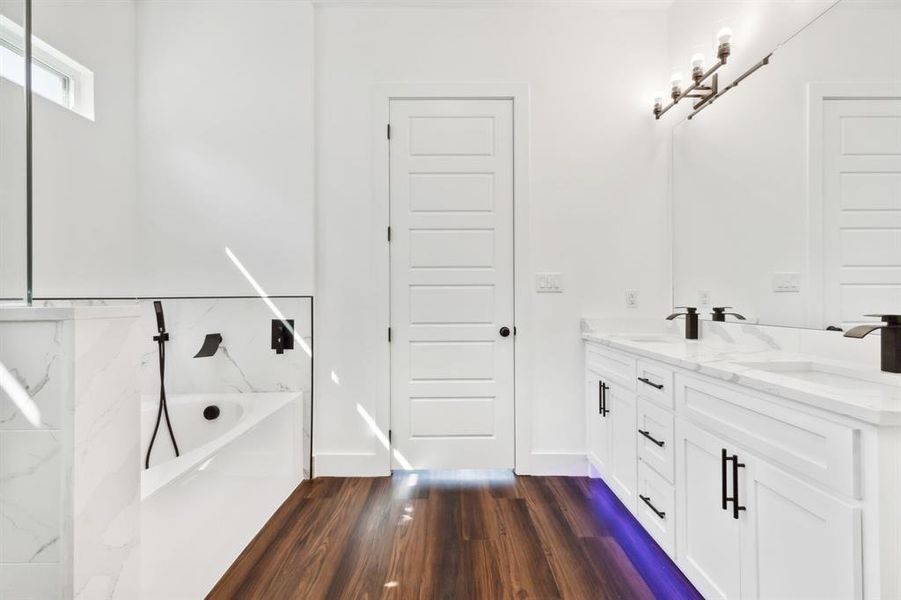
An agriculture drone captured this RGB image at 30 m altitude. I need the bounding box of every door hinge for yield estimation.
[387,123,391,140]
[388,429,392,443]
[387,226,391,242]
[388,327,392,342]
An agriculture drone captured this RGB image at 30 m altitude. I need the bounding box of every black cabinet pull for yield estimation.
[598,381,609,417]
[638,377,664,390]
[601,383,610,417]
[598,382,610,417]
[639,494,666,519]
[638,429,664,447]
[731,453,746,520]
[722,449,747,519]
[721,448,728,511]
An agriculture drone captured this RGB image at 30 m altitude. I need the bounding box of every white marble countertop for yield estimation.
[582,317,901,426]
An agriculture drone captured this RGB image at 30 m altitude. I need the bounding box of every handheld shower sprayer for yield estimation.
[154,300,167,336]
[145,301,180,469]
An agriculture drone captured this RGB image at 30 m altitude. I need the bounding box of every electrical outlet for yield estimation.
[626,290,639,308]
[772,272,801,293]
[535,273,563,293]
[699,290,711,306]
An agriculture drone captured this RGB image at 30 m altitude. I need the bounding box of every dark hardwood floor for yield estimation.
[208,471,698,599]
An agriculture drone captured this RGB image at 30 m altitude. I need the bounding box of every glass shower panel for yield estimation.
[0,0,27,304]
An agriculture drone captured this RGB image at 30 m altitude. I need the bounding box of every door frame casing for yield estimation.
[372,83,531,474]
[806,82,901,329]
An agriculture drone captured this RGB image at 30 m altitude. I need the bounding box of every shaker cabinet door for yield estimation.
[675,419,743,600]
[740,458,862,600]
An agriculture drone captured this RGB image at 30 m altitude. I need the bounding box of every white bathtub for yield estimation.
[140,392,299,500]
[140,391,305,599]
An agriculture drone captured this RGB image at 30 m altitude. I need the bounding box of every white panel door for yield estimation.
[823,99,901,327]
[389,99,514,470]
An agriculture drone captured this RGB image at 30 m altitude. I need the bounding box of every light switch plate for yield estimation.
[772,272,801,293]
[626,290,639,308]
[698,290,711,307]
[535,272,563,293]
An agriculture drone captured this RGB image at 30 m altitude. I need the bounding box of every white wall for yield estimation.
[314,2,671,474]
[670,1,901,327]
[135,0,315,297]
[31,0,139,298]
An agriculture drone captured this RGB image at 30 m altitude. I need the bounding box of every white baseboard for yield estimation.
[313,452,390,477]
[518,451,588,476]
[313,451,588,477]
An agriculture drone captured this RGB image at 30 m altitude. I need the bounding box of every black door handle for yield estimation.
[638,377,664,390]
[638,429,664,447]
[639,494,666,519]
[499,326,511,337]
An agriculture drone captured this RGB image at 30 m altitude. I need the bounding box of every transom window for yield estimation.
[0,15,94,120]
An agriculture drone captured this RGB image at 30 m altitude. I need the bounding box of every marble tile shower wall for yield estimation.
[40,298,313,395]
[135,298,312,397]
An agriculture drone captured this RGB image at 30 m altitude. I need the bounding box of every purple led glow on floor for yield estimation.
[588,477,703,600]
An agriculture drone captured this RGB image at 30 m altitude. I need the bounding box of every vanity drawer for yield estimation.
[675,374,860,498]
[637,397,674,482]
[636,460,675,557]
[636,359,674,408]
[585,343,636,390]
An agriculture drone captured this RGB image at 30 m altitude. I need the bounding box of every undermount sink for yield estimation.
[615,334,677,343]
[733,360,899,391]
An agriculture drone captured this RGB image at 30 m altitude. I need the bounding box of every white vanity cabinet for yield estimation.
[675,418,860,600]
[585,345,638,513]
[583,338,891,600]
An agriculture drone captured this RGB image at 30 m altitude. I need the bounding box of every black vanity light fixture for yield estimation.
[653,27,771,121]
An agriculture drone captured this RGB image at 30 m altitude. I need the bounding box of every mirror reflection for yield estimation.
[672,0,901,329]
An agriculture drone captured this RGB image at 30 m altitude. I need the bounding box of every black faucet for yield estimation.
[711,307,746,322]
[844,315,901,373]
[667,307,699,340]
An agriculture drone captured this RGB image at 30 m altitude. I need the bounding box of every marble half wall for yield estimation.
[0,306,142,600]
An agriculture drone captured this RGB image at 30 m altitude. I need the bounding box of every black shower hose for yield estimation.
[144,333,180,469]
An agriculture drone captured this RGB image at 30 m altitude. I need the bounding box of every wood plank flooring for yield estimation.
[208,471,692,599]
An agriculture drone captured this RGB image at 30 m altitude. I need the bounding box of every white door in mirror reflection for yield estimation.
[389,99,515,470]
[823,98,901,327]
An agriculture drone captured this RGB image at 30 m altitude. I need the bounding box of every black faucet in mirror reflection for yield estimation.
[844,315,901,374]
[711,307,746,322]
[667,306,699,339]
[145,301,180,469]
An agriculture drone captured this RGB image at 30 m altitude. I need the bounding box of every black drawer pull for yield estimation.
[639,495,666,519]
[638,429,665,447]
[638,377,664,390]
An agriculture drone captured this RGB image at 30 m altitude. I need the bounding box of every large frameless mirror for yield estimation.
[671,0,901,330]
